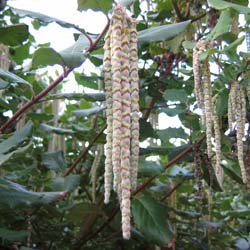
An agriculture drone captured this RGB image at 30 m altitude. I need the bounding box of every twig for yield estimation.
[0,20,110,133]
[63,125,106,177]
[171,0,184,21]
[160,182,183,202]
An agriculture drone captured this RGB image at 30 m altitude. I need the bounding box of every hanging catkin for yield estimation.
[193,41,223,186]
[228,82,247,184]
[103,4,139,240]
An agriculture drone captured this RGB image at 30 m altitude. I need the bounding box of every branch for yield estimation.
[133,134,205,196]
[160,181,183,202]
[63,125,106,177]
[84,135,206,244]
[0,20,110,134]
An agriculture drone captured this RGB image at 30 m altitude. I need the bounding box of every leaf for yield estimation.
[157,127,187,142]
[75,73,100,90]
[132,196,174,245]
[139,119,155,140]
[77,0,112,12]
[138,20,191,45]
[224,36,245,52]
[207,10,231,41]
[0,69,30,89]
[208,0,250,14]
[0,227,28,241]
[226,209,250,218]
[72,106,104,117]
[139,160,164,176]
[49,175,80,192]
[45,92,105,102]
[12,7,84,30]
[42,151,67,172]
[0,24,29,46]
[66,202,101,224]
[40,124,74,135]
[32,35,88,68]
[59,35,89,67]
[0,121,32,155]
[216,88,229,116]
[139,146,170,156]
[0,178,68,208]
[163,89,188,103]
[32,48,65,68]
[0,143,31,165]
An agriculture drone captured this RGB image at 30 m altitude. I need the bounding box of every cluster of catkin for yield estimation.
[228,82,247,184]
[193,40,223,187]
[103,4,139,240]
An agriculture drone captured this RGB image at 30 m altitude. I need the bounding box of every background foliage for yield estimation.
[0,0,250,249]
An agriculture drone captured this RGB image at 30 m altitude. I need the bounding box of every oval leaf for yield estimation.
[132,196,174,245]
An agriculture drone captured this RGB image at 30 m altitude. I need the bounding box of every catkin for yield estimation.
[193,41,205,119]
[120,16,132,239]
[111,6,123,195]
[193,40,224,186]
[228,82,247,184]
[203,59,213,159]
[130,20,140,191]
[103,4,139,240]
[104,27,113,204]
[235,84,247,183]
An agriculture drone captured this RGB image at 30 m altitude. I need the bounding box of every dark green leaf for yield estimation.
[0,24,29,46]
[157,127,187,142]
[66,202,101,224]
[139,119,155,140]
[77,0,112,12]
[0,121,32,155]
[0,227,28,241]
[32,48,64,68]
[32,35,88,68]
[42,151,67,172]
[132,196,174,245]
[0,143,31,165]
[139,160,164,176]
[0,178,68,208]
[138,20,191,45]
[163,89,188,103]
[216,88,229,116]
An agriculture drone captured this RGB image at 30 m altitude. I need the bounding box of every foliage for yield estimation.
[0,0,250,249]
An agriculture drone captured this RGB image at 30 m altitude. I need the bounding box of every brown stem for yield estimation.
[63,125,106,177]
[0,20,110,133]
[171,0,184,21]
[160,182,182,202]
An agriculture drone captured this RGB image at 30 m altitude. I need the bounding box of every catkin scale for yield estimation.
[103,4,139,240]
